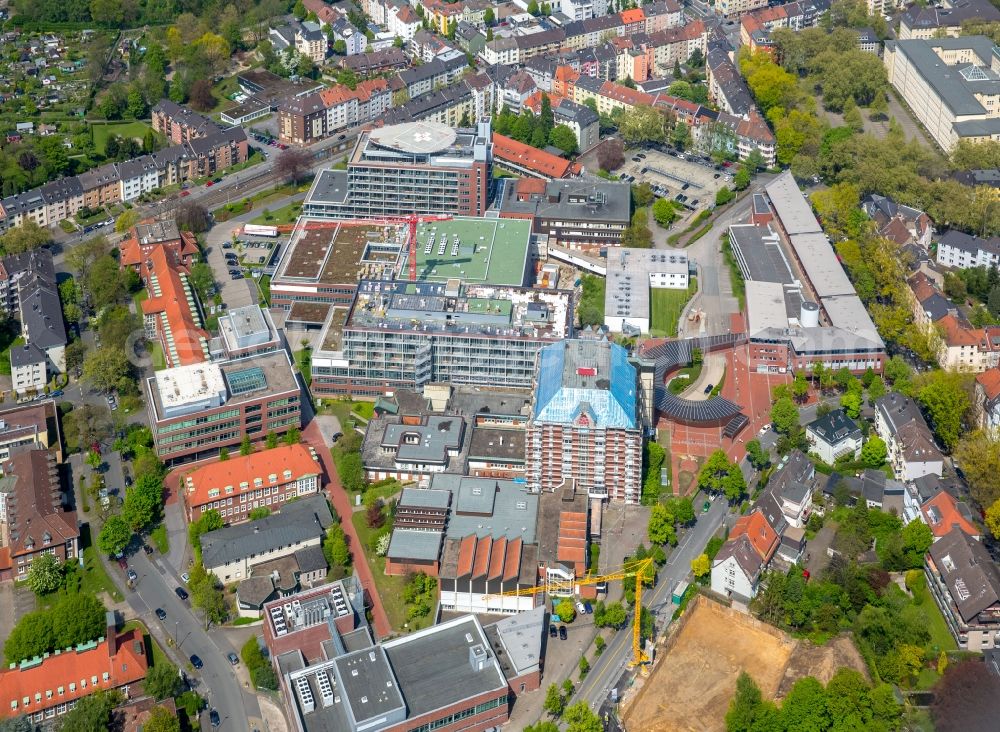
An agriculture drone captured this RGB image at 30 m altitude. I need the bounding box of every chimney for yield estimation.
[105,611,117,657]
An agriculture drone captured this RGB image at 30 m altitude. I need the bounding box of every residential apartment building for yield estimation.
[711,534,764,601]
[862,193,933,250]
[278,93,329,145]
[269,20,328,63]
[387,3,421,41]
[199,494,332,583]
[10,343,47,394]
[805,408,862,464]
[927,527,1000,649]
[0,401,60,462]
[526,339,643,504]
[151,99,217,144]
[183,444,321,524]
[0,449,78,582]
[707,44,754,117]
[145,351,301,463]
[498,178,630,250]
[716,0,768,19]
[0,106,247,232]
[317,79,392,135]
[739,0,832,52]
[899,0,1000,40]
[936,229,1000,269]
[560,0,609,21]
[974,368,1000,435]
[380,82,477,128]
[935,313,1000,373]
[884,36,1000,151]
[0,625,148,724]
[303,120,493,219]
[874,392,944,481]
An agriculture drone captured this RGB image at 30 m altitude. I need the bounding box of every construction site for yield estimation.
[622,595,868,732]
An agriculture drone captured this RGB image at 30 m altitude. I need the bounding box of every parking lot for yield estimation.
[620,148,733,214]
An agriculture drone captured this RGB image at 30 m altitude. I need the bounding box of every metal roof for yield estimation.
[644,334,746,424]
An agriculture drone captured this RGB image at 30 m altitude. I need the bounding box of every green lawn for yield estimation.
[123,619,170,669]
[352,402,375,421]
[250,200,303,226]
[650,278,697,337]
[150,524,169,555]
[92,121,154,155]
[914,583,957,654]
[0,336,24,376]
[667,364,702,395]
[149,341,166,371]
[350,511,412,632]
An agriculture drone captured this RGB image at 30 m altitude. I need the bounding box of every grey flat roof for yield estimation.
[335,646,406,724]
[888,36,1000,117]
[604,248,688,324]
[746,280,792,335]
[368,120,458,154]
[788,232,855,298]
[399,487,451,509]
[486,605,545,677]
[382,615,507,719]
[431,474,539,544]
[200,495,333,569]
[728,224,794,284]
[386,529,443,561]
[820,294,884,347]
[766,172,823,235]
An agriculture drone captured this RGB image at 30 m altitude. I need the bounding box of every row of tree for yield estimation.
[492,98,580,156]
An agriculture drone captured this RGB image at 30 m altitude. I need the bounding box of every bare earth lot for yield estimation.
[623,596,868,732]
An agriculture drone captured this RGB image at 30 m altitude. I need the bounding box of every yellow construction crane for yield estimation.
[485,557,655,667]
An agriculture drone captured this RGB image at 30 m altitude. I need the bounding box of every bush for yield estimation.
[241,637,278,690]
[555,599,577,624]
[715,187,735,206]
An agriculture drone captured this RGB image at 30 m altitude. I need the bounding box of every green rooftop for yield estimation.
[413,217,531,286]
[466,298,512,316]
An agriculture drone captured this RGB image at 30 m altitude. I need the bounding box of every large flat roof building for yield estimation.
[303,120,493,219]
[145,352,301,463]
[310,280,572,398]
[603,248,690,335]
[884,36,1000,150]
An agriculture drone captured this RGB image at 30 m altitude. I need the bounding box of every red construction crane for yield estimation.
[268,213,453,281]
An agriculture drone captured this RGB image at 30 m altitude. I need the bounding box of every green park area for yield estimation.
[92,121,154,155]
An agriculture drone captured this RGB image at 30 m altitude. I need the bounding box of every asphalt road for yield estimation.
[570,497,729,711]
[126,546,257,729]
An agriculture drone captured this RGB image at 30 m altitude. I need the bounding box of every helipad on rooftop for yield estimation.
[368,121,458,155]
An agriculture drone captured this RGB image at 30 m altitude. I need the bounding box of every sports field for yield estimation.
[413,217,530,286]
[93,121,154,155]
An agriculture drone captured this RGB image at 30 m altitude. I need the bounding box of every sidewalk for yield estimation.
[301,420,392,639]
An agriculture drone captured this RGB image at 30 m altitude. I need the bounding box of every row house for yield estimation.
[739,0,831,51]
[907,271,956,334]
[0,110,247,232]
[280,78,393,145]
[936,228,1000,269]
[381,81,477,128]
[975,368,1000,436]
[392,54,467,99]
[647,20,707,71]
[559,0,609,22]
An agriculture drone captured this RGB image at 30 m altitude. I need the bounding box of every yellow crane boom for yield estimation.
[484,557,654,667]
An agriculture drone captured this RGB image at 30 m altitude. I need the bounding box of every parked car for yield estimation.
[50,389,63,398]
[124,475,133,487]
[227,652,239,665]
[117,557,128,570]
[175,587,189,601]
[338,134,346,140]
[190,654,203,670]
[209,709,220,728]
[205,181,214,187]
[212,177,222,183]
[575,601,587,615]
[142,543,152,555]
[549,625,557,638]
[181,572,190,584]
[155,608,166,620]
[222,242,232,249]
[180,190,190,197]
[126,568,137,582]
[558,625,568,640]
[704,383,714,394]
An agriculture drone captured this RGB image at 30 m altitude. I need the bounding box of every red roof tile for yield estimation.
[487,537,507,581]
[456,534,477,577]
[504,537,522,581]
[492,134,574,179]
[977,368,1000,400]
[922,491,979,539]
[731,510,779,562]
[472,536,493,579]
[140,246,210,367]
[0,629,148,717]
[183,444,321,514]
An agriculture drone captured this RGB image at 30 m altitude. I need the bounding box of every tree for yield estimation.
[746,439,769,470]
[549,124,577,155]
[647,503,677,545]
[143,706,181,732]
[114,209,140,233]
[691,553,710,578]
[770,396,799,435]
[916,370,971,449]
[188,509,224,559]
[26,553,63,596]
[901,520,933,567]
[123,475,164,532]
[733,165,752,190]
[144,660,184,700]
[932,660,1000,732]
[56,691,122,732]
[562,702,602,732]
[543,683,564,717]
[843,103,864,132]
[792,372,810,403]
[595,601,627,629]
[188,79,216,112]
[189,563,229,628]
[175,201,211,233]
[619,105,666,145]
[324,523,351,567]
[667,496,696,526]
[83,348,132,394]
[266,431,278,449]
[716,186,735,206]
[986,498,1000,537]
[652,198,678,228]
[597,139,625,171]
[484,7,496,24]
[248,507,271,521]
[726,672,763,732]
[98,515,131,556]
[0,221,50,256]
[240,435,254,456]
[955,431,1000,507]
[275,147,313,184]
[840,389,862,419]
[555,599,576,623]
[860,436,887,468]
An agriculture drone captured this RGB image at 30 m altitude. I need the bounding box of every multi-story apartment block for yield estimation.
[560,0,610,21]
[899,0,1000,41]
[526,339,643,504]
[182,444,322,523]
[716,0,768,18]
[874,392,944,481]
[0,401,60,462]
[304,120,493,219]
[151,99,217,144]
[145,351,301,464]
[311,280,572,398]
[387,3,421,41]
[278,93,329,145]
[884,36,1000,151]
[0,449,78,582]
[936,229,1000,269]
[117,155,160,202]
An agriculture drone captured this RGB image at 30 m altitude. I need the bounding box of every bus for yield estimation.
[242,224,279,238]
